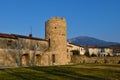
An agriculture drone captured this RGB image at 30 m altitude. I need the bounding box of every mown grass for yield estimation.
[0,64,120,80]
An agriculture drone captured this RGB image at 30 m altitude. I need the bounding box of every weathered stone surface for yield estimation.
[0,37,49,67]
[71,55,120,64]
[0,17,119,68]
[0,17,71,67]
[45,17,70,65]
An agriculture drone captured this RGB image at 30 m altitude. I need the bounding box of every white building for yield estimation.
[87,46,101,56]
[87,46,113,56]
[67,42,86,55]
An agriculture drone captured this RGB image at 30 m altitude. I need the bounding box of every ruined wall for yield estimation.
[16,38,48,51]
[0,38,17,49]
[0,37,49,67]
[0,49,19,67]
[0,37,48,51]
[71,56,120,64]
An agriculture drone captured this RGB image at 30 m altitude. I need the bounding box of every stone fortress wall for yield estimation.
[0,17,71,67]
[0,16,119,68]
[0,36,48,67]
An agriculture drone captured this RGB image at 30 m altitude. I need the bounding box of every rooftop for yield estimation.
[0,33,46,41]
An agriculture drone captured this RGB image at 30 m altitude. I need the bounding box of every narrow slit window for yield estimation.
[52,54,55,63]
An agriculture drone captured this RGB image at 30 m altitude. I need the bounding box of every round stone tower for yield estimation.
[45,16,70,65]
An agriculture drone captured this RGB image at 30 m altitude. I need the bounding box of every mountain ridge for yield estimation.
[68,36,120,47]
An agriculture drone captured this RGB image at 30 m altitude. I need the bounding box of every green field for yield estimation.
[0,64,120,80]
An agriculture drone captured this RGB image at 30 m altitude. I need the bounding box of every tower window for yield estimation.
[52,54,55,63]
[48,39,50,47]
[55,27,56,29]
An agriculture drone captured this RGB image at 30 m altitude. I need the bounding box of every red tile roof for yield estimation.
[68,42,84,47]
[87,46,100,48]
[0,33,16,39]
[0,33,46,41]
[87,46,110,48]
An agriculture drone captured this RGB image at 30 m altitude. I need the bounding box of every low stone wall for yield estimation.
[71,55,120,64]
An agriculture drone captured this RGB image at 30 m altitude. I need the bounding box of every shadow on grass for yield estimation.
[0,66,112,80]
[1,64,120,80]
[28,66,108,80]
[1,68,50,80]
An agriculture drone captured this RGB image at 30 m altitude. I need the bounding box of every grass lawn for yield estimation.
[0,64,120,80]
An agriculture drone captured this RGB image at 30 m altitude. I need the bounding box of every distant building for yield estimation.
[111,47,120,56]
[67,42,86,55]
[87,46,113,56]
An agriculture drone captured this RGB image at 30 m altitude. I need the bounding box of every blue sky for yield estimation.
[0,0,120,42]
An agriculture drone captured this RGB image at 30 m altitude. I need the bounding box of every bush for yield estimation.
[72,50,80,55]
[118,60,120,64]
[95,60,98,63]
[107,53,111,57]
[104,59,108,63]
[91,54,97,57]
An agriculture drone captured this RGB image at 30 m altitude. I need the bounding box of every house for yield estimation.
[111,47,120,56]
[87,46,113,56]
[67,42,86,55]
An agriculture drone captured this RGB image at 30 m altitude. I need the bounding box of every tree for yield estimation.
[84,50,90,57]
[118,60,120,64]
[107,53,111,57]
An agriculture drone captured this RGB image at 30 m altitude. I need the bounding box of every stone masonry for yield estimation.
[45,17,70,65]
[0,17,71,67]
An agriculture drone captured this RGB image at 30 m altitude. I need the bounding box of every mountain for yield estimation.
[68,36,120,47]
